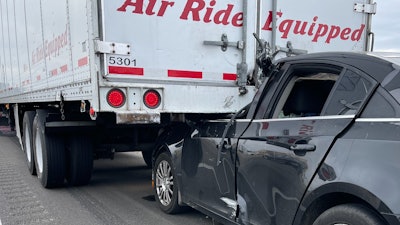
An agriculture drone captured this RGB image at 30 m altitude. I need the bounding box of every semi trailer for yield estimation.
[0,0,375,188]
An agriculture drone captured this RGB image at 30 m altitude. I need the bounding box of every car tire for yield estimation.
[33,111,66,188]
[66,136,93,186]
[313,203,384,225]
[22,111,36,175]
[153,152,182,214]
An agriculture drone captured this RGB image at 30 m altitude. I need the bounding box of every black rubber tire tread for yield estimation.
[33,111,66,188]
[22,111,36,175]
[313,203,385,225]
[66,136,93,186]
[153,152,183,214]
[142,150,152,168]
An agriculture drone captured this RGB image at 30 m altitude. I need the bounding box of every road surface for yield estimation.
[0,126,215,225]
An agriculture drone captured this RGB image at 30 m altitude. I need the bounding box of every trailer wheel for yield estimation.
[154,152,182,214]
[66,136,93,186]
[313,204,384,225]
[22,111,36,175]
[33,111,66,188]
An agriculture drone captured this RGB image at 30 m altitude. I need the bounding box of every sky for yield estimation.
[372,0,400,52]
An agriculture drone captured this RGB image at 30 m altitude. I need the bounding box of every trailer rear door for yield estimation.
[100,0,257,85]
[260,0,374,55]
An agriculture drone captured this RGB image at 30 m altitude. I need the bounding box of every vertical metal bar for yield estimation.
[5,0,14,85]
[366,0,375,51]
[255,0,261,43]
[271,0,277,53]
[66,0,74,79]
[12,0,21,86]
[23,0,32,87]
[242,0,247,64]
[39,0,48,85]
[0,0,5,84]
[237,0,248,93]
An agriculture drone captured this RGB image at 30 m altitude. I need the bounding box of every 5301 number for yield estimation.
[108,57,137,66]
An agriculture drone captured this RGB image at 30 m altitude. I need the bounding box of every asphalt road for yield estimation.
[0,127,215,225]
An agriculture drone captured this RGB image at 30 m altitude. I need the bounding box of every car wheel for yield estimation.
[313,203,384,225]
[153,152,182,214]
[33,111,66,188]
[66,136,93,186]
[23,111,36,175]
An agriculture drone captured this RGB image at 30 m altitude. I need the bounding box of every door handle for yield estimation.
[266,140,315,156]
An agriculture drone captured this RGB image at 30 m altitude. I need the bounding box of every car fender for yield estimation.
[153,123,191,205]
[293,138,400,225]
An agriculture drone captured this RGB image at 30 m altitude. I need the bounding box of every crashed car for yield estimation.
[152,52,400,225]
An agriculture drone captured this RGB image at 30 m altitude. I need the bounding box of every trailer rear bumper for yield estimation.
[116,112,160,124]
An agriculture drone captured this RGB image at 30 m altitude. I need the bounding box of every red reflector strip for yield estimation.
[78,57,88,67]
[168,70,202,79]
[51,69,58,76]
[60,65,68,73]
[109,66,144,76]
[22,80,30,86]
[223,73,237,81]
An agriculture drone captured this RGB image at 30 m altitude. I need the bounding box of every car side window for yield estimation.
[270,64,341,119]
[322,69,374,115]
[361,86,400,118]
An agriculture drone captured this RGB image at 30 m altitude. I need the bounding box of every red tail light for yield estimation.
[143,90,161,109]
[107,89,125,108]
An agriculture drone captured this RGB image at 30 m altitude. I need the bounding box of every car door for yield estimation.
[180,119,246,221]
[236,62,377,225]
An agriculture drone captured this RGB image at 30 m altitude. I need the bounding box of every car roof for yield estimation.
[367,52,400,66]
[274,51,400,83]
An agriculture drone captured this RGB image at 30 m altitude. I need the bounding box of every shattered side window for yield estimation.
[271,67,340,119]
[277,76,337,118]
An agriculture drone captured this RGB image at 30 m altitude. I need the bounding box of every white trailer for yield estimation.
[0,0,375,188]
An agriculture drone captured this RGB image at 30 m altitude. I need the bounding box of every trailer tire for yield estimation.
[33,111,66,188]
[22,111,36,175]
[66,136,93,186]
[153,152,183,214]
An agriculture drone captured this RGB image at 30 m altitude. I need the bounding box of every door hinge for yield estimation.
[354,3,377,14]
[204,33,244,52]
[94,40,131,55]
[275,41,308,57]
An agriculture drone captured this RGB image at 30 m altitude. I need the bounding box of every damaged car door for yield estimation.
[180,115,249,221]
